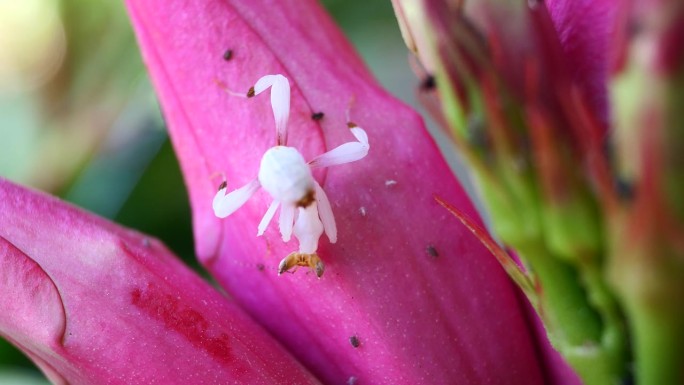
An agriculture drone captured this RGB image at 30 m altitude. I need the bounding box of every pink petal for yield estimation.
[546,0,618,125]
[423,0,617,129]
[0,179,319,385]
[126,0,547,383]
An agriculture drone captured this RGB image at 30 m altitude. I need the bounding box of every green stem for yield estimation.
[629,303,684,385]
[610,244,684,385]
[576,263,628,385]
[518,241,626,385]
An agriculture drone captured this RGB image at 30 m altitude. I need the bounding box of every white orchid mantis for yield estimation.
[213,74,369,277]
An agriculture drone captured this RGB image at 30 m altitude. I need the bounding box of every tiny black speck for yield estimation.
[420,74,436,90]
[256,263,265,271]
[311,112,325,121]
[426,245,439,258]
[223,49,233,61]
[218,181,227,191]
[349,335,360,348]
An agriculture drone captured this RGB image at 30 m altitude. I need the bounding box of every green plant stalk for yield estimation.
[609,21,684,385]
[626,292,684,385]
[475,160,626,384]
[516,240,626,385]
[439,70,626,385]
[543,198,628,383]
[610,236,684,385]
[577,262,628,384]
[610,68,684,384]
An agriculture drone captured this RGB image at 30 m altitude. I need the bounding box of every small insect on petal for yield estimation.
[212,179,261,218]
[278,252,325,278]
[212,74,369,278]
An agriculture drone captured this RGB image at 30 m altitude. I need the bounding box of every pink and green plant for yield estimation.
[1,0,682,384]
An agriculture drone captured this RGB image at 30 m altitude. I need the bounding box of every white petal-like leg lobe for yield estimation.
[308,127,369,169]
[314,181,337,243]
[293,204,324,254]
[350,126,369,145]
[279,203,296,242]
[257,200,280,236]
[254,74,290,145]
[212,179,260,218]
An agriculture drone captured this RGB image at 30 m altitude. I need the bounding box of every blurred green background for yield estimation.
[0,0,471,382]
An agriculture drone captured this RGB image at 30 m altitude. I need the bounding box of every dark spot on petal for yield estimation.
[349,335,360,348]
[222,49,233,61]
[347,121,358,129]
[426,245,439,258]
[296,189,316,208]
[311,112,325,121]
[420,74,436,91]
[315,258,325,278]
[256,263,265,271]
[247,87,255,98]
[218,181,227,191]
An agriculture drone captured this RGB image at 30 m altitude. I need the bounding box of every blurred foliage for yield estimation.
[0,0,146,192]
[0,338,33,372]
[114,140,199,273]
[0,0,155,378]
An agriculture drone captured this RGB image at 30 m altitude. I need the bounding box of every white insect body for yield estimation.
[258,146,313,204]
[213,74,369,277]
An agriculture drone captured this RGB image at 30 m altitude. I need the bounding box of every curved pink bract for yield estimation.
[0,179,319,385]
